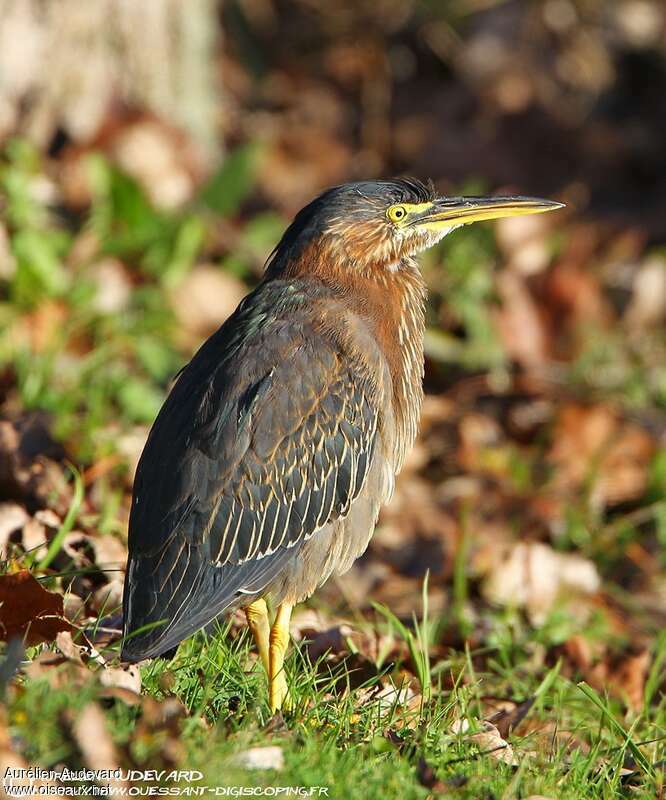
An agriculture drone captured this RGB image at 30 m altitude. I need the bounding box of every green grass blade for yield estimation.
[577,681,654,777]
[35,464,84,571]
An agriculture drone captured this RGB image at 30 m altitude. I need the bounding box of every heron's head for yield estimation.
[267,178,563,278]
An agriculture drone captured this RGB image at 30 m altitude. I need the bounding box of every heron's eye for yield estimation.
[387,205,407,223]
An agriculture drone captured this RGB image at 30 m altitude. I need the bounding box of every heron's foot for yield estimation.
[269,602,293,712]
[245,598,271,675]
[269,669,292,713]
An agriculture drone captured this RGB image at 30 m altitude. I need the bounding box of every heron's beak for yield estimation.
[412,196,564,231]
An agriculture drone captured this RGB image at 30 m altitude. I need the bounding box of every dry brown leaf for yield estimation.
[546,256,610,328]
[34,509,61,529]
[25,302,68,355]
[0,222,16,280]
[116,427,149,482]
[609,648,650,712]
[141,696,187,732]
[450,719,519,766]
[91,535,127,572]
[91,579,124,615]
[60,530,93,566]
[568,640,651,712]
[21,517,48,561]
[0,570,76,645]
[55,631,85,664]
[233,746,284,770]
[99,664,141,695]
[88,258,132,315]
[16,510,61,566]
[548,404,654,507]
[375,683,420,711]
[111,119,198,210]
[299,624,354,661]
[171,266,248,341]
[486,697,535,738]
[131,696,189,765]
[0,419,70,513]
[260,129,350,210]
[63,592,86,623]
[380,473,455,548]
[596,426,654,507]
[564,634,599,672]
[470,724,519,766]
[22,648,92,691]
[98,686,143,706]
[482,542,600,624]
[290,607,331,638]
[624,255,666,330]
[72,703,126,791]
[496,213,553,275]
[458,412,503,472]
[495,271,550,368]
[0,503,29,559]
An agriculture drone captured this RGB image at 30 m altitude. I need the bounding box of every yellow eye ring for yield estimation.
[387,205,407,223]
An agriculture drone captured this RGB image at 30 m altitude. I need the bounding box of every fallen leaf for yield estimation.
[483,542,600,624]
[171,265,248,342]
[0,503,29,559]
[495,270,550,368]
[546,259,610,328]
[91,535,127,573]
[140,696,187,734]
[234,746,284,770]
[63,593,85,623]
[72,703,126,791]
[496,213,553,275]
[91,579,124,615]
[0,418,70,514]
[98,686,143,707]
[111,119,198,210]
[0,222,16,280]
[21,516,49,559]
[624,255,666,330]
[301,624,354,661]
[486,697,535,738]
[116,427,149,482]
[0,571,75,645]
[99,664,141,695]
[609,648,650,712]
[548,404,654,508]
[88,258,132,315]
[55,631,85,664]
[23,649,91,690]
[566,639,651,712]
[450,719,518,766]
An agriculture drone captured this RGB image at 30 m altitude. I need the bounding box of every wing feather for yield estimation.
[122,280,383,661]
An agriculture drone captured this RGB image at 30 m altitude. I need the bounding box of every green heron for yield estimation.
[122,179,562,710]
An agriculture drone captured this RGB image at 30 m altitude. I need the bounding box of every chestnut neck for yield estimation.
[283,245,427,470]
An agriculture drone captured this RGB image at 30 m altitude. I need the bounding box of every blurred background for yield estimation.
[0,0,665,707]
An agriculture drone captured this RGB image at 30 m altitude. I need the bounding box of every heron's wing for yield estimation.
[122,284,380,660]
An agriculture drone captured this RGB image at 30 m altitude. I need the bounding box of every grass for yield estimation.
[6,602,665,798]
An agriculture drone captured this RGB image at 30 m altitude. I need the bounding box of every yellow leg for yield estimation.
[245,599,270,675]
[269,602,293,712]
